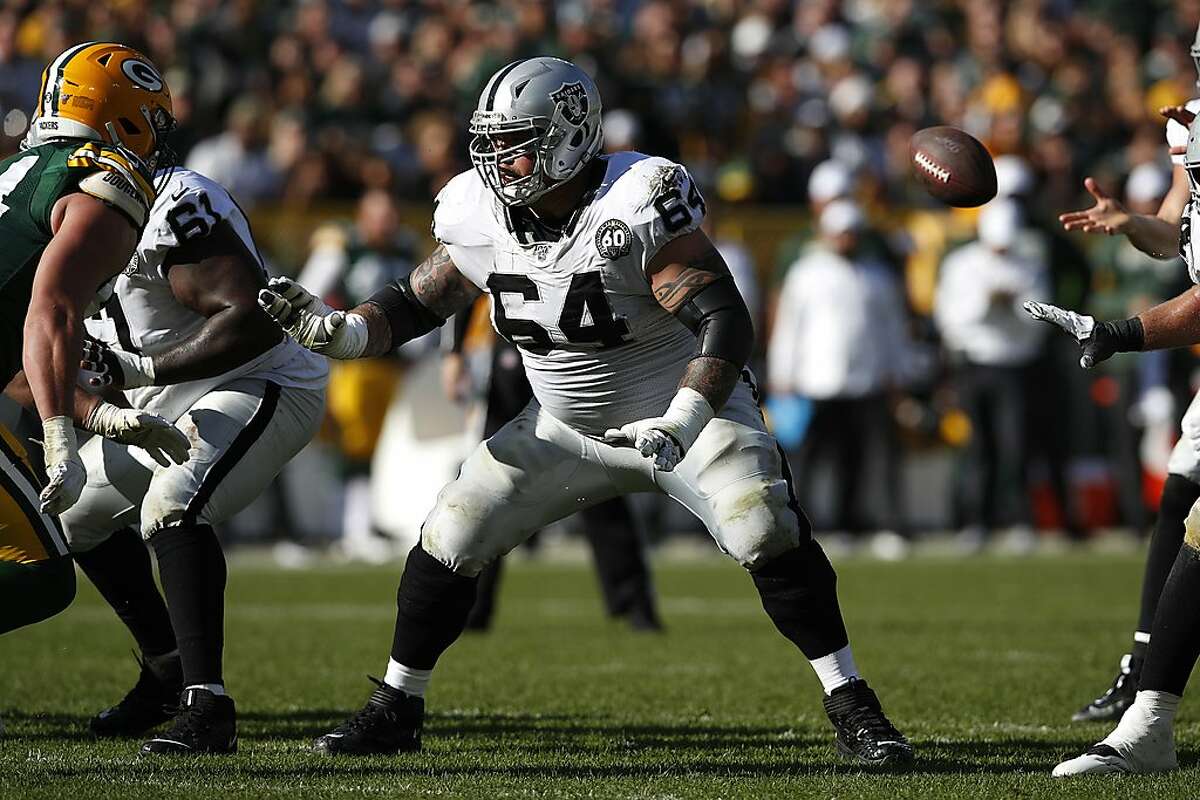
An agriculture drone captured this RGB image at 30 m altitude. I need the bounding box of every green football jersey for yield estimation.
[0,140,154,386]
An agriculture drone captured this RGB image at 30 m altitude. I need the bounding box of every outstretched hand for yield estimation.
[1024,301,1114,369]
[257,277,367,359]
[1058,178,1129,236]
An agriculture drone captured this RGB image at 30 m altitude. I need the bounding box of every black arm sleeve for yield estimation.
[445,299,477,355]
[365,273,447,350]
[673,275,755,367]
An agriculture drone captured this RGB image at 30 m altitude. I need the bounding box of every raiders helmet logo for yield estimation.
[595,219,632,259]
[549,81,588,126]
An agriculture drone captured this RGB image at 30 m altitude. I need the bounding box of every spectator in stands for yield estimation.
[935,200,1051,553]
[298,190,420,561]
[769,200,913,558]
[1086,164,1189,534]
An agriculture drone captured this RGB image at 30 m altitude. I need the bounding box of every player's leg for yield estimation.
[0,425,74,635]
[1073,391,1200,723]
[58,433,182,737]
[656,386,912,766]
[314,402,623,756]
[579,498,661,630]
[135,380,324,755]
[1052,496,1200,777]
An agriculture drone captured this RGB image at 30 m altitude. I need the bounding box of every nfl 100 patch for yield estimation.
[595,219,632,259]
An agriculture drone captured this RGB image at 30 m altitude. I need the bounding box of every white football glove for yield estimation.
[83,402,191,467]
[78,336,155,391]
[1024,300,1122,369]
[602,388,714,472]
[39,416,85,514]
[257,276,369,359]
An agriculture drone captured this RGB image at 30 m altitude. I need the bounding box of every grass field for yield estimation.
[1,548,1198,799]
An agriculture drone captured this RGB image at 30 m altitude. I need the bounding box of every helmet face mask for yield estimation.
[1185,114,1200,201]
[469,57,603,207]
[469,116,551,206]
[1193,22,1200,86]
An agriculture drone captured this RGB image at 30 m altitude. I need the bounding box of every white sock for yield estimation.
[1107,690,1180,742]
[809,645,860,695]
[186,683,226,696]
[384,659,432,697]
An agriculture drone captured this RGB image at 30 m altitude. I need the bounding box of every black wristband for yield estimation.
[365,274,446,349]
[1102,316,1145,353]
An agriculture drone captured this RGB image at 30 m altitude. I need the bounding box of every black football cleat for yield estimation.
[140,687,237,755]
[90,652,182,738]
[822,679,914,766]
[313,677,423,755]
[1072,653,1140,723]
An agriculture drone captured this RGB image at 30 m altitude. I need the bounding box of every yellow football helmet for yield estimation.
[25,42,175,177]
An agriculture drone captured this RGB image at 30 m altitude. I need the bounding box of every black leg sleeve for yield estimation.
[150,525,227,686]
[579,499,655,618]
[751,539,849,660]
[390,544,479,669]
[1136,475,1200,643]
[1139,541,1200,696]
[75,527,177,659]
[465,558,503,631]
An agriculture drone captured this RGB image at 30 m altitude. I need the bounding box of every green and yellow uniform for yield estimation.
[0,140,153,633]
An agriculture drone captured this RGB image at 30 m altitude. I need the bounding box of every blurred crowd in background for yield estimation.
[3,0,1200,557]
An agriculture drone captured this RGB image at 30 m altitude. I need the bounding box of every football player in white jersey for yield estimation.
[60,167,328,755]
[1030,110,1200,775]
[259,57,913,765]
[1049,24,1200,725]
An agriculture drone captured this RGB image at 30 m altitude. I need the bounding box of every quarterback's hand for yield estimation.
[1058,178,1130,236]
[602,388,715,472]
[1024,301,1116,368]
[38,416,85,514]
[79,336,155,391]
[83,401,190,467]
[1160,104,1197,129]
[257,277,368,359]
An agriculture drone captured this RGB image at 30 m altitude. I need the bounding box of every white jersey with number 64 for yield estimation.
[434,152,751,435]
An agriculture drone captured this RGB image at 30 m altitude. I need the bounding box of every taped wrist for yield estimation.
[42,416,79,468]
[1099,317,1144,353]
[365,274,446,350]
[660,387,715,452]
[674,276,754,367]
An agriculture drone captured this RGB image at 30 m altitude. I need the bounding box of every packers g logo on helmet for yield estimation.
[120,59,165,93]
[26,42,175,178]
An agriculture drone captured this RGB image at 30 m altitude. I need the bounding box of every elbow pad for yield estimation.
[674,275,755,367]
[365,273,447,348]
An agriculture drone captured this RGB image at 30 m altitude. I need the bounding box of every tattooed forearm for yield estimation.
[679,355,740,412]
[409,245,481,319]
[345,301,398,358]
[651,248,729,313]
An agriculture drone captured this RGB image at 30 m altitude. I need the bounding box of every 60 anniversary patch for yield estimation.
[595,219,632,259]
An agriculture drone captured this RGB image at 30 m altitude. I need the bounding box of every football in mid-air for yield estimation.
[910,126,997,207]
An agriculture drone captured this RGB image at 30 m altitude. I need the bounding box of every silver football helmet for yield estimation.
[469,57,603,206]
[1186,113,1200,196]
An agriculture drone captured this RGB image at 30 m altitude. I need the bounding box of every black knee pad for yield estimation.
[391,544,479,669]
[1161,474,1200,524]
[750,539,848,659]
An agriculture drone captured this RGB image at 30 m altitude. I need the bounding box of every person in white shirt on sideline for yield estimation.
[768,200,913,557]
[934,200,1051,553]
